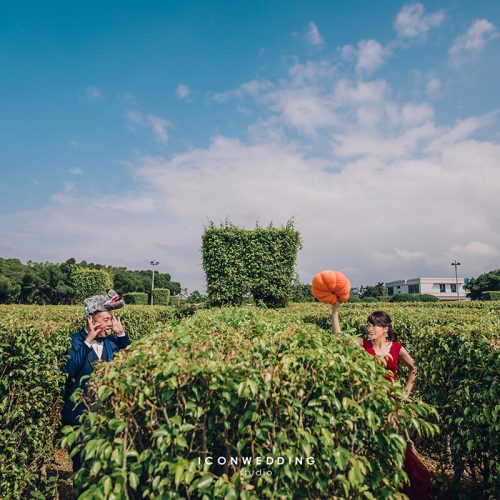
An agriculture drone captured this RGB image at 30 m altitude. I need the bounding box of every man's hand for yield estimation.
[111,315,125,336]
[85,316,100,344]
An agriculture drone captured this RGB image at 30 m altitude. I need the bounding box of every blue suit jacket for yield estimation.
[61,328,131,425]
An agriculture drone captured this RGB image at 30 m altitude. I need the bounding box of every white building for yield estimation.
[385,277,469,301]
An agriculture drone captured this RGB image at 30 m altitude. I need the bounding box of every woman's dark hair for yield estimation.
[367,311,398,341]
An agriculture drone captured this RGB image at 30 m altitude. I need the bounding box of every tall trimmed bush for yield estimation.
[152,288,171,306]
[71,267,113,302]
[202,220,302,307]
[123,292,148,305]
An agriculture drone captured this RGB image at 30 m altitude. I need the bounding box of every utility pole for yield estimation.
[150,260,159,305]
[451,260,461,302]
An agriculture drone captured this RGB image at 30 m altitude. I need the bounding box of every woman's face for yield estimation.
[367,322,389,342]
[92,311,113,338]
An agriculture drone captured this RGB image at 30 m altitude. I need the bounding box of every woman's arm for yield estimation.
[333,302,363,345]
[332,301,341,334]
[399,346,417,395]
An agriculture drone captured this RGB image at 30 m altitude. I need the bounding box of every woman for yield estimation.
[332,302,432,499]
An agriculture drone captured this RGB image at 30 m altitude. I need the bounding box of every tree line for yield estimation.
[0,257,181,305]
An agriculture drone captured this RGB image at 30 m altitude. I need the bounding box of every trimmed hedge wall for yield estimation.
[152,288,171,306]
[123,292,148,305]
[71,267,113,302]
[64,307,437,498]
[0,305,175,498]
[202,221,302,307]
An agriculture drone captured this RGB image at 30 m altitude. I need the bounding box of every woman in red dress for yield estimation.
[332,304,432,499]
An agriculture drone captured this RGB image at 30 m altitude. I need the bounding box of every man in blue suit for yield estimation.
[62,290,131,470]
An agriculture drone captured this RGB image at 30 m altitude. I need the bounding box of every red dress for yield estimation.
[362,339,432,500]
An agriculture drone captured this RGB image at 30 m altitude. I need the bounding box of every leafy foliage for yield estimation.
[123,292,148,305]
[0,304,176,497]
[152,288,171,306]
[71,267,113,302]
[481,290,500,301]
[390,293,439,302]
[202,220,302,307]
[359,282,388,298]
[64,307,437,498]
[464,269,500,300]
[292,301,499,496]
[0,257,181,305]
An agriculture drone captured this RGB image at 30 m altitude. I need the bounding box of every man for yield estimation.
[62,290,131,470]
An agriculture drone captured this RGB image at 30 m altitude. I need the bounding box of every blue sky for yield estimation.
[1,1,499,291]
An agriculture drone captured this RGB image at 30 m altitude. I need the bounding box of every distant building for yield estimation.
[384,277,469,301]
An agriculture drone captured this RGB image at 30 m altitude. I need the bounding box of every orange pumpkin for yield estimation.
[311,270,350,304]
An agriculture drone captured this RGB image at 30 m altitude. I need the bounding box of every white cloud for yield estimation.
[450,241,499,258]
[394,3,445,39]
[68,167,84,175]
[288,60,335,84]
[176,84,190,99]
[147,114,170,144]
[334,79,387,105]
[265,88,337,133]
[126,110,171,144]
[400,103,434,127]
[305,21,324,46]
[4,113,499,290]
[425,112,496,152]
[350,40,390,74]
[425,78,441,96]
[85,86,103,102]
[212,80,272,103]
[449,19,498,68]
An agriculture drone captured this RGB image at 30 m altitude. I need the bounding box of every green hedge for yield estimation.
[389,293,439,302]
[71,267,113,302]
[0,305,175,498]
[288,301,499,496]
[64,307,437,498]
[123,292,148,305]
[481,290,500,301]
[202,220,302,307]
[152,288,171,306]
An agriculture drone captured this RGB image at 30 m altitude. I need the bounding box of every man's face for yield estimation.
[92,311,113,338]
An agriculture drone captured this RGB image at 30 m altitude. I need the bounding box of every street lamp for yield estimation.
[150,260,159,305]
[451,260,461,302]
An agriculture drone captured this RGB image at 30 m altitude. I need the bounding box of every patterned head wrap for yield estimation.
[84,289,125,317]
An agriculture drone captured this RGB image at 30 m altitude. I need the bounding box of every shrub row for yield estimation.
[64,307,438,498]
[288,301,499,496]
[0,305,176,498]
[481,290,500,300]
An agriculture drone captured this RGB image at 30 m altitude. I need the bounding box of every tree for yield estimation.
[464,269,500,300]
[0,258,25,303]
[359,282,388,298]
[289,273,314,302]
[186,290,206,304]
